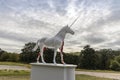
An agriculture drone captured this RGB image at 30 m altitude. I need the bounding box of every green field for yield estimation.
[0,70,30,76]
[76,74,112,80]
[0,70,30,80]
[76,69,120,73]
[0,76,30,80]
[0,69,113,80]
[0,62,31,68]
[0,74,112,80]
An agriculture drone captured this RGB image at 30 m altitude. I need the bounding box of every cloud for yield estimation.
[83,33,106,44]
[0,0,120,53]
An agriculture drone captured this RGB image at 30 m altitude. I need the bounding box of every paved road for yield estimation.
[76,71,120,80]
[0,65,30,71]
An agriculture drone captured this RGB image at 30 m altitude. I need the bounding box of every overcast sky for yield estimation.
[0,0,120,53]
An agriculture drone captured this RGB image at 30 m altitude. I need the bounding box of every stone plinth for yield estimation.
[30,63,77,80]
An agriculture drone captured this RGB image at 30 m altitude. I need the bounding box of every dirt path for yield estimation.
[76,71,120,80]
[0,65,30,71]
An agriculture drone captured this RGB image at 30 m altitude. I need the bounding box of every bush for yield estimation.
[110,56,120,71]
[110,60,120,71]
[116,56,120,63]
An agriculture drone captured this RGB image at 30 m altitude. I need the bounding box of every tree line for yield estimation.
[0,48,19,62]
[0,42,120,71]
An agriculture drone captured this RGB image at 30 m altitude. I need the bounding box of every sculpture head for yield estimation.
[64,25,75,35]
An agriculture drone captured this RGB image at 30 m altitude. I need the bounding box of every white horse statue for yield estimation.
[33,25,74,64]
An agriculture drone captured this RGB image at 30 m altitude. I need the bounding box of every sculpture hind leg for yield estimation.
[36,45,46,63]
[40,47,46,63]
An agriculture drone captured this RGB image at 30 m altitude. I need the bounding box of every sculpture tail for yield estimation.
[32,40,40,51]
[32,38,47,52]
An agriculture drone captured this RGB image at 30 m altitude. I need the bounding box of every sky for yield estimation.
[0,0,120,53]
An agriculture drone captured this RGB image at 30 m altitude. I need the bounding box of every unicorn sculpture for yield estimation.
[33,25,74,64]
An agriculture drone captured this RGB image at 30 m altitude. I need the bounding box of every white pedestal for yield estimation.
[30,63,77,80]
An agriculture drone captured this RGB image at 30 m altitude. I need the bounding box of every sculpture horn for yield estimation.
[69,14,80,28]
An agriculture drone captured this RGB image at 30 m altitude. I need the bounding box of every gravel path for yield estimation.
[76,71,120,80]
[0,65,30,71]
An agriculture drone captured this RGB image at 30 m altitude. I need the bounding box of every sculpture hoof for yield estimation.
[61,60,65,64]
[53,62,57,65]
[43,61,46,64]
[62,62,66,65]
[37,61,39,63]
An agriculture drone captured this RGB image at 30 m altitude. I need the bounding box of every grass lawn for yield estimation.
[0,62,31,68]
[76,74,112,80]
[76,69,120,73]
[0,74,112,80]
[0,76,30,80]
[0,70,30,76]
[0,70,30,80]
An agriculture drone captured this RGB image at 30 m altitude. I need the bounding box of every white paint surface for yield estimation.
[30,63,76,80]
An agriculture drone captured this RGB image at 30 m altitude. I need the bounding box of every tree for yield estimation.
[9,53,19,62]
[20,42,55,63]
[63,53,79,65]
[0,48,5,57]
[97,49,113,69]
[0,52,10,61]
[20,42,38,63]
[78,45,98,69]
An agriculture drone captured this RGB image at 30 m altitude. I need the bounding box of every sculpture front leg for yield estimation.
[53,50,57,64]
[41,51,46,64]
[60,52,65,64]
[36,52,40,63]
[59,41,65,64]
